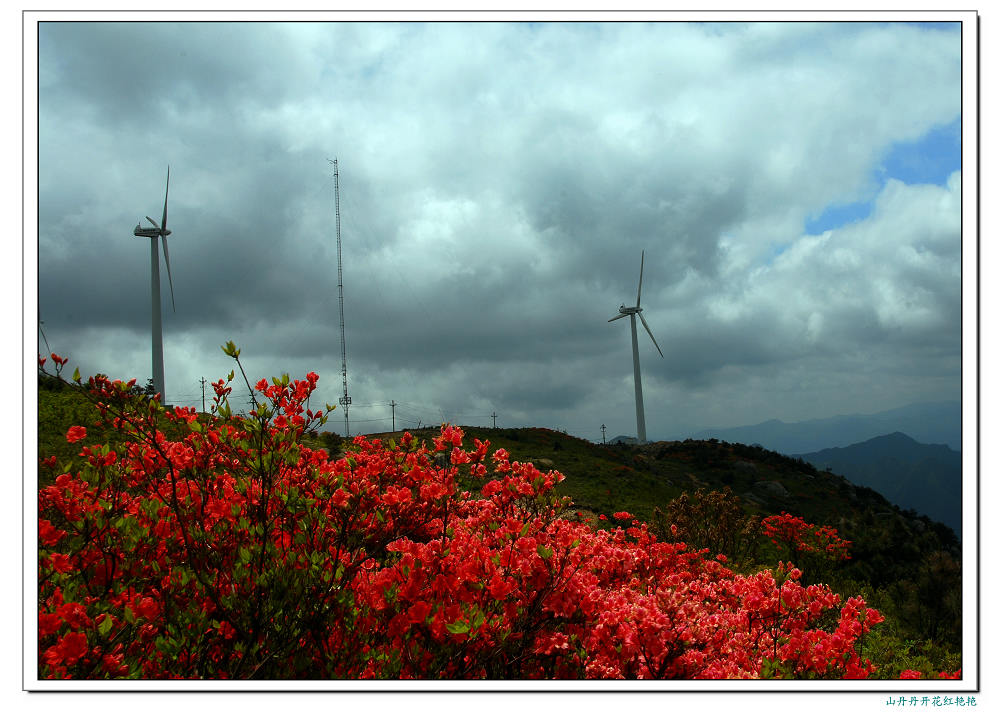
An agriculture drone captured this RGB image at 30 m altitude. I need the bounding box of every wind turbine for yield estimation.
[609,250,663,444]
[133,166,175,402]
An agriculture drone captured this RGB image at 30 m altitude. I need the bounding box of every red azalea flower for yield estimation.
[38,612,62,637]
[39,519,66,547]
[58,631,89,666]
[47,552,73,573]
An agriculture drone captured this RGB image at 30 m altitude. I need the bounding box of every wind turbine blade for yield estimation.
[161,236,176,312]
[608,313,629,322]
[161,166,170,232]
[636,250,645,308]
[638,312,664,358]
[146,216,160,229]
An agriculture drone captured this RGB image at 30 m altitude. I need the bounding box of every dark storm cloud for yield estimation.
[33,19,965,438]
[39,23,306,127]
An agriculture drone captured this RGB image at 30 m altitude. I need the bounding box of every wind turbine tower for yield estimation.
[609,250,663,444]
[133,167,176,403]
[331,158,351,435]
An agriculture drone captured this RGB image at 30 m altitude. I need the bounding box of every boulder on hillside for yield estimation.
[753,480,789,498]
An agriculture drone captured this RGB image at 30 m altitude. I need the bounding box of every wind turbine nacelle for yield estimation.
[133,227,170,238]
[134,220,170,238]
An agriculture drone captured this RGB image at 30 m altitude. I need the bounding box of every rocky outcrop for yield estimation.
[753,480,789,498]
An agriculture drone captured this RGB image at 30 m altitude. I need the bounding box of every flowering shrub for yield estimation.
[37,349,919,680]
[762,511,852,565]
[900,669,962,680]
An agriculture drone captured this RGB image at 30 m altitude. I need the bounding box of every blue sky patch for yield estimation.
[805,201,874,234]
[879,117,961,186]
[806,117,960,235]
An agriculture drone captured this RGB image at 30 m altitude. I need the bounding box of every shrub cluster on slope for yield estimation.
[35,351,961,681]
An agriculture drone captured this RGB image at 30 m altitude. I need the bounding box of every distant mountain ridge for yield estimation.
[687,401,960,454]
[795,431,962,538]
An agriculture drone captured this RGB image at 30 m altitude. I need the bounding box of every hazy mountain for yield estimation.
[687,401,961,454]
[795,431,962,538]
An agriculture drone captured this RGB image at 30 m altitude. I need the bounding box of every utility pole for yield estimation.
[390,400,396,432]
[492,411,497,428]
[39,316,51,355]
[200,377,207,412]
[601,423,607,445]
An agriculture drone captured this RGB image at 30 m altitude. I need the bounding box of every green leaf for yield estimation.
[72,367,81,382]
[446,619,470,635]
[537,544,553,560]
[98,614,114,636]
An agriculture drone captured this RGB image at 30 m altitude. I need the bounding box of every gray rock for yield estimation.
[754,480,789,498]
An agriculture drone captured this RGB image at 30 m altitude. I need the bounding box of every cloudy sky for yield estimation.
[32,17,970,443]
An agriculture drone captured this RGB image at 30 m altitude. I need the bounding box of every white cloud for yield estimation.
[35,19,966,440]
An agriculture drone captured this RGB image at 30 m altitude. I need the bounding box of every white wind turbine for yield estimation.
[609,250,663,444]
[133,167,175,402]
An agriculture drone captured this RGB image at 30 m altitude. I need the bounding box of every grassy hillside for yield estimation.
[355,425,960,583]
[36,380,963,674]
